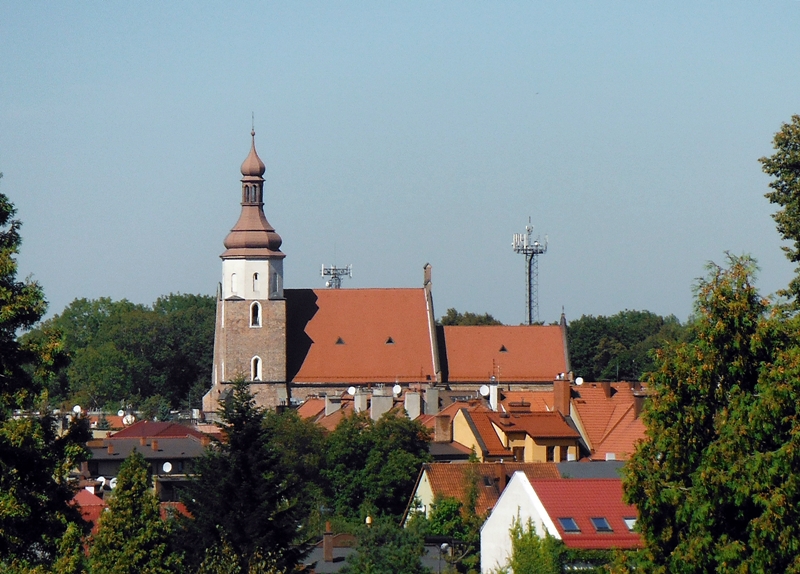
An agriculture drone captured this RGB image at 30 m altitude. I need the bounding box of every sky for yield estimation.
[2,2,799,325]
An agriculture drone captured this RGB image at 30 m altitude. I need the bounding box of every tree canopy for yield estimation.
[439,308,503,326]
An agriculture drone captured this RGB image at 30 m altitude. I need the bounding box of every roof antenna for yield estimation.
[251,112,255,132]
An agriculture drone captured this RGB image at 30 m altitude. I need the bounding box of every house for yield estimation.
[480,474,642,573]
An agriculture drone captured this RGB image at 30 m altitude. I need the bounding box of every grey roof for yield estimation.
[89,437,208,461]
[557,460,625,479]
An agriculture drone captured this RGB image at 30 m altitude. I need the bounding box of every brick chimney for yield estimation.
[600,381,612,399]
[107,443,114,455]
[434,414,452,443]
[633,391,647,419]
[151,439,159,451]
[323,522,333,562]
[140,437,146,446]
[553,376,571,417]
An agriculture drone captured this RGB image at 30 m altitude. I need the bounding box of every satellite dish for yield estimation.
[72,405,82,415]
[347,386,356,396]
[162,462,173,474]
[479,385,490,397]
[117,410,125,417]
[392,384,402,396]
[122,414,136,426]
[109,478,117,490]
[575,377,584,386]
[97,476,106,487]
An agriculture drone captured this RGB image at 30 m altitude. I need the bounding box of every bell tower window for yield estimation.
[231,273,237,294]
[250,302,261,327]
[253,272,260,292]
[251,356,262,381]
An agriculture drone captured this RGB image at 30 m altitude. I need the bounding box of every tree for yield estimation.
[622,254,800,572]
[175,381,312,573]
[501,516,565,574]
[88,450,180,574]
[339,519,429,574]
[439,308,503,326]
[761,114,800,302]
[0,179,92,568]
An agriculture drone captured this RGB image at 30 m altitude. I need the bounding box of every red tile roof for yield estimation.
[460,407,512,458]
[286,288,436,383]
[485,412,580,439]
[571,383,646,460]
[110,421,209,441]
[443,325,567,383]
[72,490,106,534]
[529,478,642,549]
[498,390,554,413]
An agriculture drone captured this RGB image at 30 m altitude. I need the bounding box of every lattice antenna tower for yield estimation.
[321,264,352,289]
[512,218,547,325]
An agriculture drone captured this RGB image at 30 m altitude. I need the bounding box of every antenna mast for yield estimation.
[512,218,547,325]
[321,264,352,289]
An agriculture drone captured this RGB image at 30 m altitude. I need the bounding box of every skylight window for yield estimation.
[623,517,637,531]
[558,517,580,533]
[590,517,613,532]
[335,337,345,345]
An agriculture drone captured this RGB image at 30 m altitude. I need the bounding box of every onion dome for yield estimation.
[240,129,266,177]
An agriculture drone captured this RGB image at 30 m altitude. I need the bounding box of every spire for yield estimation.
[222,131,284,259]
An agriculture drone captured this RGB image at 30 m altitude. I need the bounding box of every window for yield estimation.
[250,302,261,327]
[558,518,580,533]
[546,446,555,462]
[623,517,637,531]
[271,272,279,297]
[253,272,260,292]
[251,356,262,381]
[230,273,237,294]
[335,337,345,345]
[559,446,568,462]
[590,517,613,532]
[386,337,394,344]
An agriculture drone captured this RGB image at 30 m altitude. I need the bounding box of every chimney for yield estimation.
[107,443,114,455]
[354,390,368,413]
[434,414,452,443]
[600,381,612,399]
[325,396,342,416]
[151,439,159,452]
[404,392,422,420]
[633,391,646,419]
[553,377,571,416]
[200,434,211,446]
[140,437,147,446]
[323,521,333,562]
[371,393,393,421]
[489,385,499,412]
[425,387,440,415]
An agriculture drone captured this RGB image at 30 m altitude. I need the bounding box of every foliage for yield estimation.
[324,410,432,520]
[567,309,686,381]
[339,519,429,574]
[0,180,92,568]
[623,254,800,572]
[23,293,216,409]
[761,114,800,302]
[439,308,503,326]
[52,522,89,574]
[176,380,312,573]
[196,536,290,574]
[499,516,564,574]
[88,450,181,574]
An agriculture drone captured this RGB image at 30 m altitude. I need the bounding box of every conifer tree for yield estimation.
[88,450,180,574]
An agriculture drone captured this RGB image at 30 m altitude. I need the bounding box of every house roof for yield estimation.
[89,436,208,461]
[498,390,554,413]
[528,478,642,549]
[442,325,567,383]
[486,411,580,440]
[109,421,210,441]
[570,383,646,460]
[285,288,436,384]
[458,407,512,458]
[72,489,106,534]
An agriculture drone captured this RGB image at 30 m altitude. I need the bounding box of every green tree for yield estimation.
[439,308,503,326]
[176,381,312,573]
[0,180,92,568]
[500,516,564,574]
[339,519,429,574]
[761,114,800,302]
[88,450,180,573]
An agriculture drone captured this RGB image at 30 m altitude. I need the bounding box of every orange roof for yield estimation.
[88,414,125,430]
[296,397,326,420]
[571,383,646,461]
[498,390,554,413]
[286,288,436,383]
[460,407,512,458]
[486,412,580,439]
[443,325,567,383]
[421,462,560,516]
[110,421,209,441]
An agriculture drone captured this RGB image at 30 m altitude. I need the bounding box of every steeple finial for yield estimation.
[241,127,265,177]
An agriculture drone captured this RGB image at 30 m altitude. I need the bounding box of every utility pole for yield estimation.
[512,219,547,325]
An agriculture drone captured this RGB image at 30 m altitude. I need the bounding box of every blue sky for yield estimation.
[2,2,799,324]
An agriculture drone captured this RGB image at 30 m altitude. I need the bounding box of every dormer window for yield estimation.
[386,337,394,345]
[335,337,345,345]
[250,302,261,327]
[499,345,508,353]
[590,517,613,532]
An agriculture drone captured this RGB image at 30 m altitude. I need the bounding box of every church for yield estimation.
[202,132,571,415]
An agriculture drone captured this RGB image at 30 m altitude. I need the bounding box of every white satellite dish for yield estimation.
[392,384,402,396]
[72,405,82,415]
[122,414,136,426]
[97,476,106,487]
[109,478,117,490]
[162,462,172,474]
[347,386,356,396]
[117,410,125,417]
[479,385,490,397]
[575,377,584,386]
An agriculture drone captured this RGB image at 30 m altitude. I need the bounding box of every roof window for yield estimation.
[623,517,636,531]
[335,337,345,345]
[386,337,394,344]
[558,517,580,533]
[590,517,613,532]
[499,345,508,353]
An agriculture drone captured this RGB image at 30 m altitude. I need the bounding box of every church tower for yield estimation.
[203,131,287,412]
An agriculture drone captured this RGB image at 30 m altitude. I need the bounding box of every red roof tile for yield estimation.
[461,408,512,458]
[286,288,436,383]
[529,478,642,549]
[485,412,580,439]
[110,421,209,441]
[498,390,554,413]
[443,325,567,383]
[72,490,106,534]
[571,383,646,460]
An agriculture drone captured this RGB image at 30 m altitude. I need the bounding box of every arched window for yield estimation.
[230,273,237,294]
[271,272,279,297]
[253,272,260,292]
[251,356,262,381]
[250,301,261,327]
